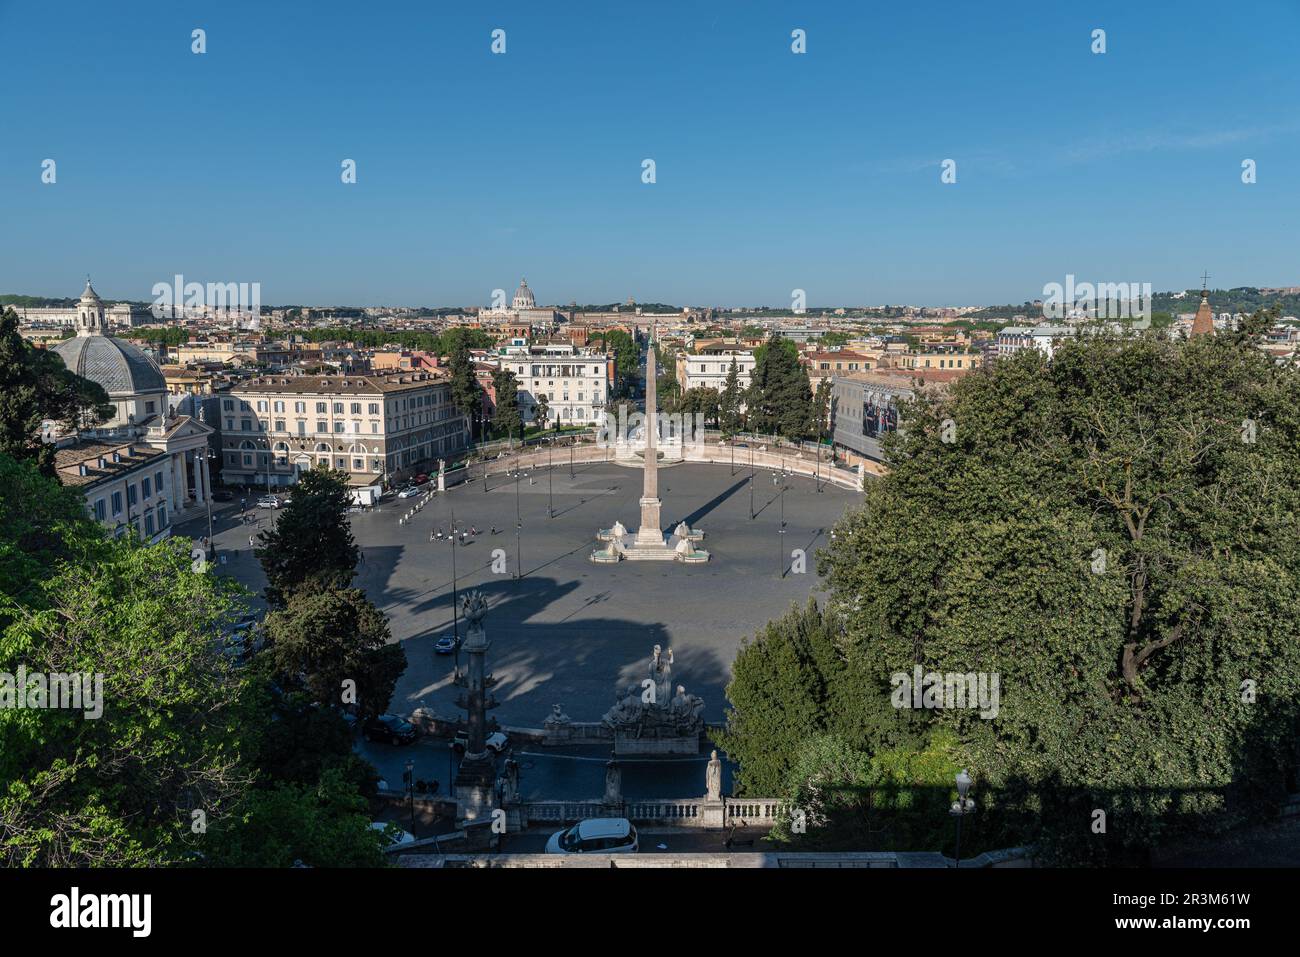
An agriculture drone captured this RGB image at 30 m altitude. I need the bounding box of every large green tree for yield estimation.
[0,455,390,867]
[746,337,812,440]
[490,367,522,439]
[810,326,1300,861]
[718,358,744,437]
[447,341,484,441]
[260,584,405,720]
[255,468,358,606]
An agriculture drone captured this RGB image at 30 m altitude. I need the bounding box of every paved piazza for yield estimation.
[185,460,859,726]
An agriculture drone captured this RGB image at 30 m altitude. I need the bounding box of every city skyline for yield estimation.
[3,0,1299,306]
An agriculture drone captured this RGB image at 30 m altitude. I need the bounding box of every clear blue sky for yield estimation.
[2,0,1297,307]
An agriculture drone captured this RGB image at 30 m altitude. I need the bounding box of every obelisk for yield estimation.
[634,327,664,546]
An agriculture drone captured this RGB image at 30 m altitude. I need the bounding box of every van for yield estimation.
[545,818,639,854]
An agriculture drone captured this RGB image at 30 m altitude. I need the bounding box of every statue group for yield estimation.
[601,644,705,745]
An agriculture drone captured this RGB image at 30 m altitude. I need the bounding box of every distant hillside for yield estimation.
[0,294,76,308]
[967,287,1300,321]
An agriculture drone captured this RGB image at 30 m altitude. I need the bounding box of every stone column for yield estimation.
[199,449,211,503]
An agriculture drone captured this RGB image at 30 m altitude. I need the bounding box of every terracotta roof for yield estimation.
[54,440,166,488]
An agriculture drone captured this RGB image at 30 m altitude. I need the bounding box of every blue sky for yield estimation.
[2,0,1297,307]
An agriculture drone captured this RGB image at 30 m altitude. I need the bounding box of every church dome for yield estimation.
[512,278,536,310]
[52,334,166,397]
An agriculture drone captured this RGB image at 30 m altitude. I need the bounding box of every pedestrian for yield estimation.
[429,530,435,542]
[248,535,255,550]
[359,549,365,565]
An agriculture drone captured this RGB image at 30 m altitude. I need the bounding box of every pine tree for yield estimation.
[719,357,743,437]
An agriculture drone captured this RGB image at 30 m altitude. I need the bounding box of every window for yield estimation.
[316,402,328,413]
[273,401,285,413]
[351,402,361,414]
[145,513,155,536]
[352,458,363,470]
[241,419,252,431]
[274,419,285,431]
[333,402,344,414]
[368,403,379,415]
[93,499,106,521]
[111,492,122,516]
[256,400,268,412]
[223,400,233,411]
[146,400,156,414]
[155,470,164,492]
[295,401,306,413]
[334,422,345,433]
[142,477,151,498]
[317,420,328,433]
[127,484,138,507]
[298,422,307,435]
[157,504,167,528]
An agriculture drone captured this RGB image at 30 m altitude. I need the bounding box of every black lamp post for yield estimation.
[950,769,975,868]
[749,444,755,519]
[404,758,416,834]
[774,472,786,577]
[449,508,460,644]
[547,438,553,518]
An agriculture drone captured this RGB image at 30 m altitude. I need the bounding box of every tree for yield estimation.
[256,468,358,607]
[815,325,1300,860]
[490,368,522,440]
[201,767,387,868]
[603,329,639,394]
[812,378,832,441]
[0,307,113,476]
[0,518,254,866]
[260,584,405,720]
[746,337,812,440]
[446,341,483,441]
[679,387,720,429]
[534,393,550,432]
[0,453,392,868]
[719,358,744,437]
[713,599,919,797]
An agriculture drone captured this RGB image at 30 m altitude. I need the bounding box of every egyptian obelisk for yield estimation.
[634,326,664,546]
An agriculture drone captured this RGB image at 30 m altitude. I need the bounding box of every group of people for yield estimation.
[431,524,479,545]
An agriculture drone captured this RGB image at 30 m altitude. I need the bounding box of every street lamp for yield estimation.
[774,473,786,578]
[950,769,975,868]
[404,758,416,834]
[449,508,460,644]
[547,438,554,518]
[749,444,755,519]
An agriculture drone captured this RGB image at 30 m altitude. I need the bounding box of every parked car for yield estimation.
[370,822,416,848]
[434,634,460,655]
[363,713,418,745]
[255,495,280,509]
[414,473,430,485]
[211,489,234,502]
[397,486,420,499]
[545,818,639,854]
[452,729,508,753]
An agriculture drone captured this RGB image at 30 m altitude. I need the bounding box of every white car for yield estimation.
[397,487,420,499]
[370,822,416,848]
[546,818,638,854]
[255,495,280,509]
[484,731,509,753]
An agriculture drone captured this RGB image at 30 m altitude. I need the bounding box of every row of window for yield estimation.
[225,394,445,416]
[90,469,168,522]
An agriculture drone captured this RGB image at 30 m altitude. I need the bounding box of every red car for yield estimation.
[414,473,430,485]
